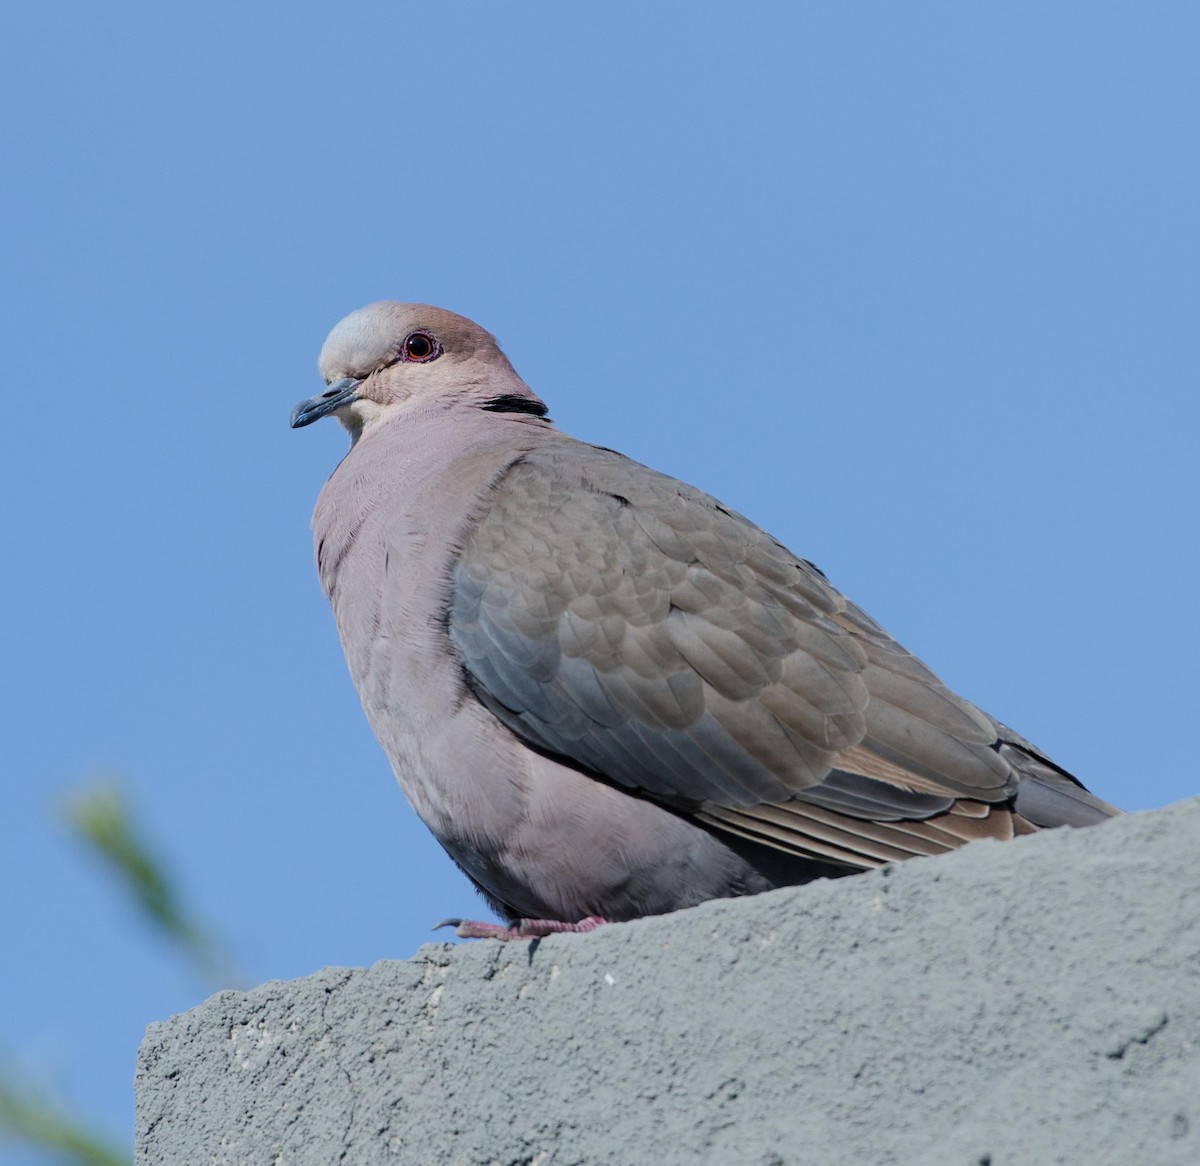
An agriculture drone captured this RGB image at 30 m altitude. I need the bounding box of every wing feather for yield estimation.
[447,439,1106,866]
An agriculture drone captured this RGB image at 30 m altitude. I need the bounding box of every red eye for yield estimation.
[402,331,441,362]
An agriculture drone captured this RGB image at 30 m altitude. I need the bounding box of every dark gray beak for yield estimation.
[290,377,363,429]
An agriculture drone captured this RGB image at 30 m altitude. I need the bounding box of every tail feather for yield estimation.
[996,723,1121,827]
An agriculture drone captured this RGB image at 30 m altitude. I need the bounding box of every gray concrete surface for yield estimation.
[136,798,1200,1166]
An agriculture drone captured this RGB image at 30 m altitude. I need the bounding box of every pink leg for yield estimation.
[435,916,610,941]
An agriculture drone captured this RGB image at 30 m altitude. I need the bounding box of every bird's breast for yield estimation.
[309,408,549,825]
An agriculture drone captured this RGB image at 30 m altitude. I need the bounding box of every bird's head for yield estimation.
[290,301,546,442]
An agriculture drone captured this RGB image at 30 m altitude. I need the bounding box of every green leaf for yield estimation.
[0,1071,127,1166]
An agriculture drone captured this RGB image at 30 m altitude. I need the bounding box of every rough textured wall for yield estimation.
[137,798,1200,1166]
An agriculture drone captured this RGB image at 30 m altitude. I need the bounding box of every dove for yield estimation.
[291,302,1118,940]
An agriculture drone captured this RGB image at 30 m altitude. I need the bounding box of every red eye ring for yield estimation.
[402,331,441,363]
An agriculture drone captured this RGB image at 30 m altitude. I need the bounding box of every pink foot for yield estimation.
[435,915,609,941]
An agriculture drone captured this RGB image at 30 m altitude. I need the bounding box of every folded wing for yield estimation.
[449,439,1114,873]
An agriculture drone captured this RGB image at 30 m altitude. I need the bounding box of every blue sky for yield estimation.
[2,1,1197,1154]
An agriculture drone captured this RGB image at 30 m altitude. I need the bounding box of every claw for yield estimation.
[435,915,611,941]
